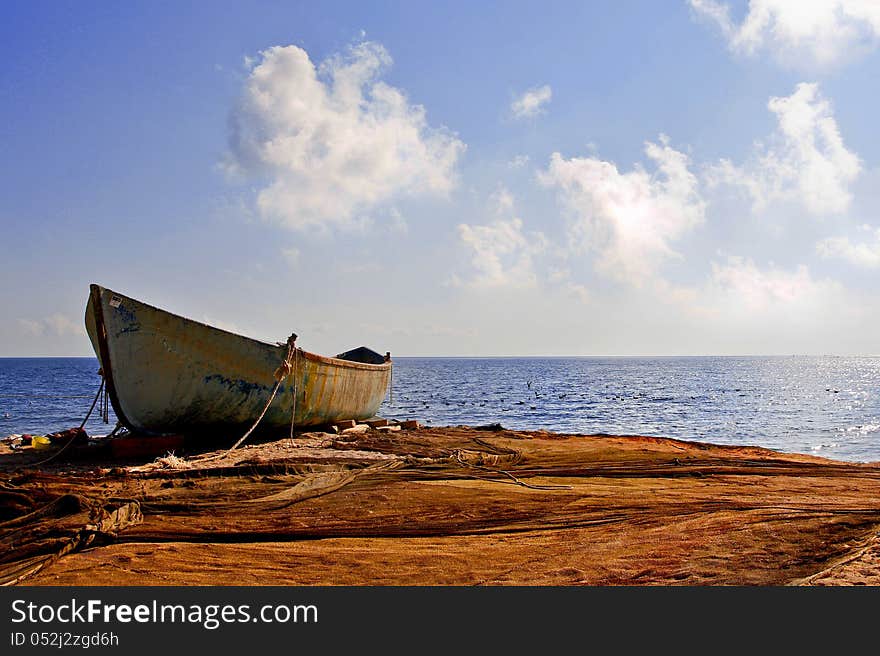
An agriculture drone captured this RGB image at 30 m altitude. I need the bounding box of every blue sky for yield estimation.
[2,1,879,356]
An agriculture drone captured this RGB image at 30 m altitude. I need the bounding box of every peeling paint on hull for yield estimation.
[84,285,391,437]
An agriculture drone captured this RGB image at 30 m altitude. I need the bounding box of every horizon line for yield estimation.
[1,353,877,360]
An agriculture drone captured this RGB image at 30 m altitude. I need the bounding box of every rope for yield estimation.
[80,377,104,431]
[289,347,299,440]
[29,378,104,467]
[452,450,572,490]
[383,351,393,406]
[222,379,284,455]
[223,334,297,456]
[189,334,298,466]
[102,384,110,423]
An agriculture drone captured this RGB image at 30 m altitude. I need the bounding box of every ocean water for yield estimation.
[1,356,879,463]
[0,358,118,440]
[378,356,880,464]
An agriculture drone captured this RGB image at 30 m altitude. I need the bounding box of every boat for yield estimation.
[84,284,392,437]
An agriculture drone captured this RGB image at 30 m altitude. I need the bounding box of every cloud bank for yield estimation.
[706,255,839,312]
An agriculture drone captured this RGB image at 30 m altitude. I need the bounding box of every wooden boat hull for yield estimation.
[84,284,391,437]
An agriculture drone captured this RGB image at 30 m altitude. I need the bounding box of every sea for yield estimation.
[1,356,879,463]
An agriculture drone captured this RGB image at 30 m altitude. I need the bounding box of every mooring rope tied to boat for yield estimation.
[226,333,298,455]
[289,346,299,441]
[29,378,106,467]
[193,333,298,464]
[101,383,110,423]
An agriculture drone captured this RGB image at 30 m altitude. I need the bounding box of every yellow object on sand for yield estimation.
[32,435,52,449]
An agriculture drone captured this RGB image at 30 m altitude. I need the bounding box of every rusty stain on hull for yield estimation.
[84,284,391,437]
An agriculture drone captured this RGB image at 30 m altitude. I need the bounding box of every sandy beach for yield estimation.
[2,423,880,586]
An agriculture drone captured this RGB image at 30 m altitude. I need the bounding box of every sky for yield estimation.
[1,0,879,357]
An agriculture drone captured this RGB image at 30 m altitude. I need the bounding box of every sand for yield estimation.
[2,425,880,586]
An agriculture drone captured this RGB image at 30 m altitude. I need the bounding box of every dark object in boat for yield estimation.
[336,346,388,365]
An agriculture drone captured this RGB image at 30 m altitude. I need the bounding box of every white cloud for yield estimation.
[707,83,860,215]
[18,314,82,338]
[45,314,80,336]
[511,85,552,119]
[507,154,530,169]
[653,255,846,322]
[706,255,837,312]
[817,226,880,268]
[490,186,515,214]
[456,188,547,289]
[690,0,880,68]
[17,319,44,337]
[225,41,465,231]
[649,255,866,353]
[539,135,705,286]
[549,269,591,303]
